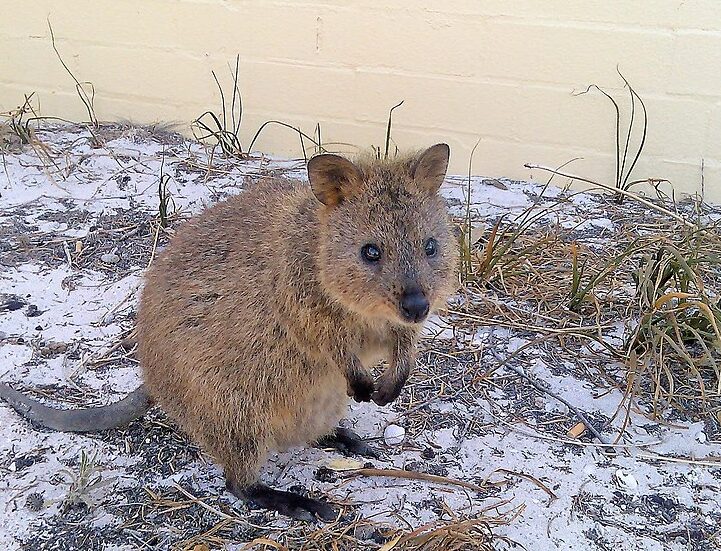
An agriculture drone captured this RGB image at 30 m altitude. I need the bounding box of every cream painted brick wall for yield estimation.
[1,0,720,200]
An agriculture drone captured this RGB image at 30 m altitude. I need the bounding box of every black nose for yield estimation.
[400,288,430,323]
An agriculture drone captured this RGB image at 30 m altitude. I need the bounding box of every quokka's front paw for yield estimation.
[346,370,375,403]
[371,373,405,406]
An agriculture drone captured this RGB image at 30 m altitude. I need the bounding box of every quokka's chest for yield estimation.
[353,330,395,369]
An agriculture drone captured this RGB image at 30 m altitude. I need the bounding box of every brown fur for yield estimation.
[136,145,458,489]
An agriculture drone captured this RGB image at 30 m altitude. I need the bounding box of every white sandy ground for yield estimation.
[0,124,719,550]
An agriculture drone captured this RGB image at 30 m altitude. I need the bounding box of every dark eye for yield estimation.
[424,238,438,257]
[361,244,381,262]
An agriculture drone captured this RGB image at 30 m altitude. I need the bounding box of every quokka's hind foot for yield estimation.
[226,479,338,522]
[316,426,380,459]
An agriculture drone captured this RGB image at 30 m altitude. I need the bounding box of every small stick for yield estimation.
[490,350,612,446]
[240,538,289,551]
[146,221,163,268]
[488,403,660,449]
[345,467,485,493]
[448,309,612,334]
[171,483,238,522]
[491,468,557,503]
[63,240,73,269]
[637,453,721,468]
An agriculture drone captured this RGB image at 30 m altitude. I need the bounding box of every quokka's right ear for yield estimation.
[307,154,363,207]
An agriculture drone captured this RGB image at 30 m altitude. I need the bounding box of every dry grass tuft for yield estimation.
[456,170,721,426]
[192,55,324,161]
[626,225,721,416]
[0,93,39,147]
[235,507,519,551]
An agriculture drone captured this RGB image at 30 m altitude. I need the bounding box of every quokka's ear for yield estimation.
[411,143,450,194]
[307,154,363,207]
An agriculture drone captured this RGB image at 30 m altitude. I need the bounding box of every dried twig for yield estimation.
[490,468,557,504]
[490,350,612,446]
[171,483,239,522]
[345,467,485,493]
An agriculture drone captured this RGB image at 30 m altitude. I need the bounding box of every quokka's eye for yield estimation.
[424,238,438,257]
[361,244,382,262]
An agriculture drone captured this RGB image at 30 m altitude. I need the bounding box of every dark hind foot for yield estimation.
[226,480,337,522]
[317,427,379,458]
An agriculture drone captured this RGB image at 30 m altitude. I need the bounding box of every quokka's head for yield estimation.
[308,144,458,327]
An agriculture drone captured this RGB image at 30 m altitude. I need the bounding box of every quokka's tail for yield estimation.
[0,383,153,432]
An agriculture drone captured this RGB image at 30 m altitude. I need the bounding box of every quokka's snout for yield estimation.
[399,284,430,323]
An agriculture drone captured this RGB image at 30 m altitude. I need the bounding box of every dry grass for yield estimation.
[455,169,721,423]
[0,93,39,147]
[226,510,518,551]
[139,479,520,551]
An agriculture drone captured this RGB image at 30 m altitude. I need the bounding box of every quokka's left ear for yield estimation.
[410,143,450,193]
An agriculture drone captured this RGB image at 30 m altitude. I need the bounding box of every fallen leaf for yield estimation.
[568,422,587,438]
[327,457,365,471]
[378,536,401,551]
[484,178,508,190]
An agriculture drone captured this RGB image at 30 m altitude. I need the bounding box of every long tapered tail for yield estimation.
[0,383,153,433]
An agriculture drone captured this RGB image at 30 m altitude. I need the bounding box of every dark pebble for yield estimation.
[3,299,25,312]
[314,466,337,483]
[25,492,44,512]
[421,447,436,459]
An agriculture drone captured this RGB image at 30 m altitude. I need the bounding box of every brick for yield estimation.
[220,60,358,122]
[60,44,212,104]
[0,0,185,50]
[173,1,320,61]
[0,37,79,91]
[668,32,721,97]
[640,97,712,158]
[314,1,721,32]
[467,20,675,90]
[707,103,721,156]
[0,83,96,122]
[318,8,677,87]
